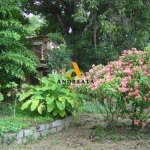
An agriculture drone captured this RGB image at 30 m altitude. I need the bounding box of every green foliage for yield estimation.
[47,33,64,44]
[0,0,39,87]
[21,0,150,71]
[144,46,150,53]
[91,125,150,143]
[0,117,29,136]
[46,44,71,72]
[27,14,47,35]
[0,112,53,136]
[83,100,105,114]
[0,101,53,135]
[5,82,20,118]
[72,7,89,23]
[19,73,84,118]
[0,93,4,101]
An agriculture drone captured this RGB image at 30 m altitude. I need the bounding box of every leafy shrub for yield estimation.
[19,73,84,118]
[74,48,150,130]
[0,85,4,102]
[0,92,3,102]
[45,44,71,72]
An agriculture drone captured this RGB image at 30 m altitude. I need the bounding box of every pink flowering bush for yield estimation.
[75,48,150,130]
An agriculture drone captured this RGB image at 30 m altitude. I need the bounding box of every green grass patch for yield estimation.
[0,102,53,136]
[91,125,150,142]
[0,115,53,136]
[83,100,106,114]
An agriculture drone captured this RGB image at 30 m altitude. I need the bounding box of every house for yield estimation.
[20,35,59,85]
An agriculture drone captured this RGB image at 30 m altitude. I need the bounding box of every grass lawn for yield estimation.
[0,102,53,136]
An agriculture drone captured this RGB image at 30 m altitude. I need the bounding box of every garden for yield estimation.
[0,0,150,150]
[0,48,150,149]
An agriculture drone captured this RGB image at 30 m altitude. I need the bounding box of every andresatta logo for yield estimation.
[66,62,83,78]
[57,79,94,84]
[57,62,94,84]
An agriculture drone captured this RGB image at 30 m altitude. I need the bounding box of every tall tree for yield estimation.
[22,0,150,71]
[0,0,39,86]
[27,14,47,35]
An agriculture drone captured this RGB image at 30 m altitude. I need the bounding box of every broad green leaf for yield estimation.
[58,96,66,104]
[46,96,55,104]
[54,74,60,83]
[21,100,32,110]
[51,85,57,90]
[31,100,39,111]
[38,103,45,114]
[53,110,58,116]
[40,85,56,91]
[58,110,66,117]
[56,101,65,110]
[34,91,43,95]
[59,88,69,94]
[69,93,76,98]
[41,76,49,85]
[58,96,64,101]
[0,93,4,101]
[40,87,50,91]
[48,74,54,78]
[47,103,55,112]
[19,89,34,101]
[67,98,75,107]
[30,95,44,100]
[35,86,42,91]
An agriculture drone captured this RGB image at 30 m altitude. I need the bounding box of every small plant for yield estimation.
[83,100,105,114]
[19,73,85,118]
[4,82,20,118]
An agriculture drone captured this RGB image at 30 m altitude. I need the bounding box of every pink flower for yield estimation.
[127,50,133,55]
[119,56,125,60]
[134,119,140,126]
[128,92,133,96]
[119,87,128,92]
[89,69,93,73]
[135,95,141,99]
[144,97,147,101]
[134,89,139,96]
[132,48,137,51]
[134,83,139,89]
[139,60,143,65]
[141,122,146,127]
[142,65,148,71]
[123,68,133,76]
[92,64,95,68]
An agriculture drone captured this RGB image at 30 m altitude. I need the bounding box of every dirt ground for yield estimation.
[1,114,150,150]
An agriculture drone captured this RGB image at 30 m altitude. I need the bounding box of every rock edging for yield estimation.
[1,116,73,145]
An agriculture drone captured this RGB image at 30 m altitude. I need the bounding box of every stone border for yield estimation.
[0,116,73,144]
